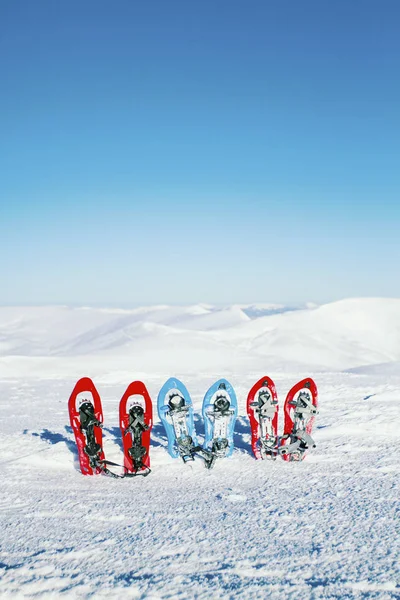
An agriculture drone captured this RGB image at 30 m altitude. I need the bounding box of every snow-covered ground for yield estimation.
[0,299,399,599]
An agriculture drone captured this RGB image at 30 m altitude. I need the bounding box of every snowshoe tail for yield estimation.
[279,378,318,462]
[202,379,238,461]
[247,376,279,460]
[157,378,197,460]
[68,377,105,475]
[119,381,153,474]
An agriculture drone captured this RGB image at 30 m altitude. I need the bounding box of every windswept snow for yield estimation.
[0,298,399,599]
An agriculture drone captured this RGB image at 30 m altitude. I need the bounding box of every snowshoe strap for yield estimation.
[97,458,151,478]
[260,438,278,458]
[278,431,316,457]
[251,400,277,418]
[290,392,318,417]
[191,445,217,469]
[208,395,234,418]
[251,390,277,418]
[176,436,196,462]
[168,394,188,412]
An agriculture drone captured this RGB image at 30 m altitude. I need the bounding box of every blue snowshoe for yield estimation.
[202,379,238,464]
[157,378,198,462]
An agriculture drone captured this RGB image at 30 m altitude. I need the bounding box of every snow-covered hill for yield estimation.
[1,298,400,376]
[0,299,399,598]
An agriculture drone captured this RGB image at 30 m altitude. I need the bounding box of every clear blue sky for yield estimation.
[1,0,399,305]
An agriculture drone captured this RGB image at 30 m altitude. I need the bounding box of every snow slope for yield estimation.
[2,298,400,376]
[0,299,399,599]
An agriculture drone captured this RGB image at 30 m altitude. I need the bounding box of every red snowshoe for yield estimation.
[247,376,279,459]
[279,378,318,461]
[68,377,105,475]
[119,381,153,475]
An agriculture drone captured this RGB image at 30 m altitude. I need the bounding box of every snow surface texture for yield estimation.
[0,298,399,599]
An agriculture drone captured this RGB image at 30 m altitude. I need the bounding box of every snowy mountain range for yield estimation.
[1,298,400,377]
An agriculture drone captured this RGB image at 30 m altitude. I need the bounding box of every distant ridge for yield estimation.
[0,298,399,375]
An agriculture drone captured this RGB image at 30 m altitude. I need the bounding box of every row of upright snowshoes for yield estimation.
[68,376,318,478]
[157,378,238,469]
[69,378,152,478]
[247,376,318,462]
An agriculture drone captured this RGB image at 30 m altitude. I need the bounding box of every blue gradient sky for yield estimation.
[1,0,399,305]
